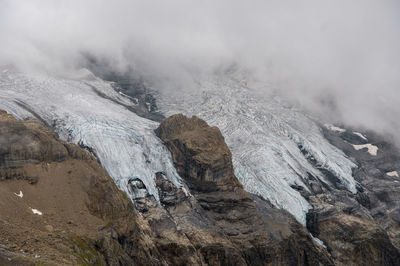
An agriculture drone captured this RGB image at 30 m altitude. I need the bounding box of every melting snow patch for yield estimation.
[181,187,189,197]
[352,144,378,156]
[311,234,327,249]
[324,124,346,133]
[14,191,23,198]
[353,132,368,141]
[145,102,151,112]
[30,208,43,215]
[387,171,399,177]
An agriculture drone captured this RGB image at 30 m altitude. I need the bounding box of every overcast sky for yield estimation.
[1,0,400,142]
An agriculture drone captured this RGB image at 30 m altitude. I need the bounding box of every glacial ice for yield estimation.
[0,68,357,225]
[156,74,357,224]
[0,68,184,201]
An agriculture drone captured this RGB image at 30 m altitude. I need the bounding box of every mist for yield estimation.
[1,0,400,143]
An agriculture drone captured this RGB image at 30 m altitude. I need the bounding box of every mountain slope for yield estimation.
[0,110,163,265]
[1,68,400,265]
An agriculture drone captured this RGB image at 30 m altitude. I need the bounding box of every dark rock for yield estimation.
[322,125,400,252]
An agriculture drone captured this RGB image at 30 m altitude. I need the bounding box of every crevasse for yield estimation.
[156,74,357,224]
[0,68,357,225]
[0,68,184,200]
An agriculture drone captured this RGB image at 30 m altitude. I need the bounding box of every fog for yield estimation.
[1,0,400,143]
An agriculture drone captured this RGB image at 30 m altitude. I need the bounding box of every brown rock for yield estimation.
[307,203,400,265]
[44,225,53,232]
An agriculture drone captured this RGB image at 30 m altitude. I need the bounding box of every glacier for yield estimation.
[0,68,357,225]
[0,68,184,201]
[156,74,357,224]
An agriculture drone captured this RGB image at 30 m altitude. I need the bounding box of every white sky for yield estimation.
[1,0,400,144]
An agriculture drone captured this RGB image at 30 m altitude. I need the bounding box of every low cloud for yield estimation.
[1,0,400,143]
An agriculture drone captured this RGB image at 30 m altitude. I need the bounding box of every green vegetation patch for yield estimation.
[69,235,105,266]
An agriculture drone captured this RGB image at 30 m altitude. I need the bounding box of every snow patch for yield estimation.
[353,132,368,141]
[352,144,378,156]
[311,234,327,249]
[181,187,189,197]
[30,208,42,215]
[325,124,346,133]
[14,191,23,198]
[145,102,151,112]
[387,171,399,177]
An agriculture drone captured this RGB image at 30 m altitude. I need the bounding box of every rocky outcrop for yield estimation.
[325,128,400,251]
[307,195,400,265]
[301,126,400,265]
[155,114,334,265]
[156,114,257,233]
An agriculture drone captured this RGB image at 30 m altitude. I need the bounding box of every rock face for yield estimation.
[156,114,251,230]
[155,114,333,265]
[307,200,400,265]
[310,127,400,265]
